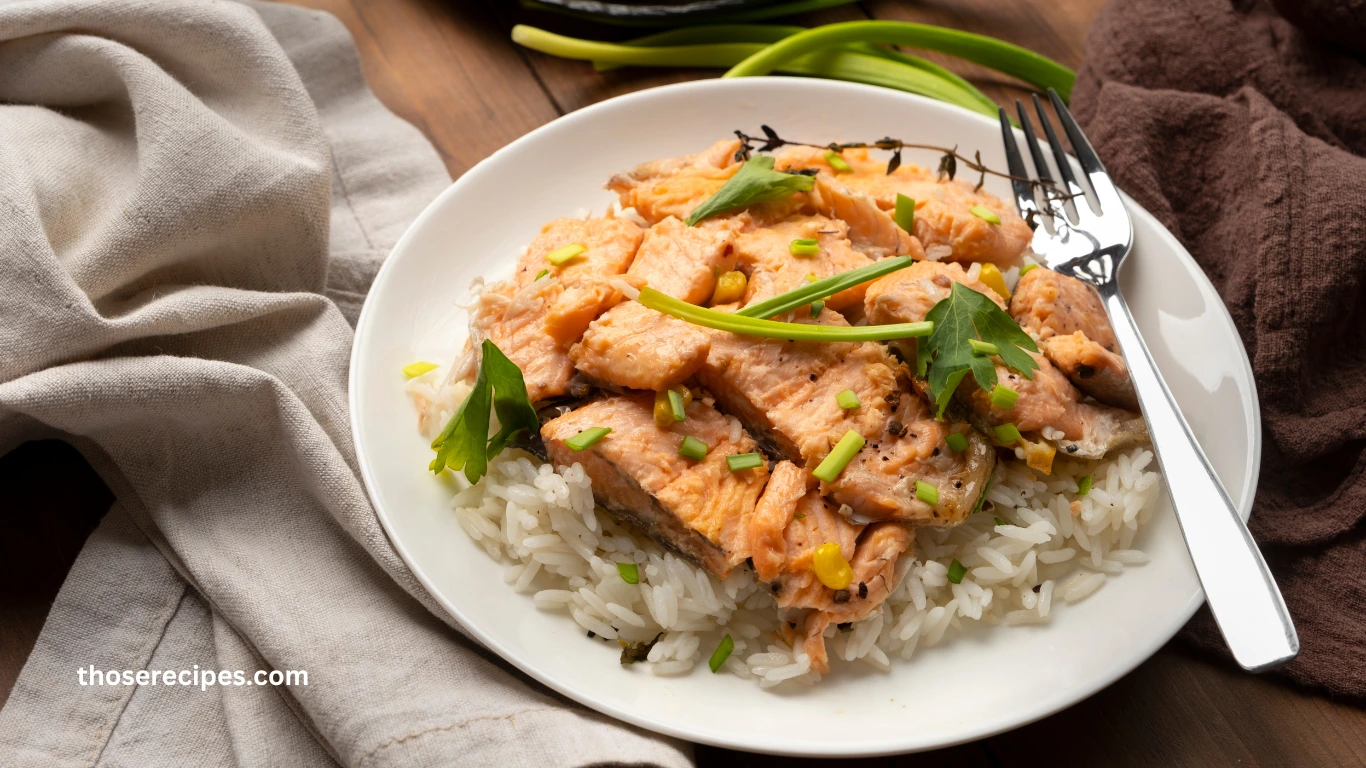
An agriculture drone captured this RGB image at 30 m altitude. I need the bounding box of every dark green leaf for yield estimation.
[684,156,814,226]
[431,340,537,484]
[483,340,540,459]
[921,283,1039,415]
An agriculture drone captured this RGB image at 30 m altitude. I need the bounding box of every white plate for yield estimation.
[350,78,1259,757]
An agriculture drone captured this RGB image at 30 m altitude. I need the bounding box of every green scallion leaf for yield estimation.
[945,432,968,452]
[679,435,709,460]
[708,634,735,673]
[969,205,1001,224]
[812,429,865,482]
[546,243,586,265]
[836,389,860,410]
[668,388,686,422]
[915,480,939,505]
[994,516,1008,527]
[640,286,932,343]
[685,156,815,226]
[726,452,764,471]
[789,237,821,257]
[994,423,1022,443]
[566,427,612,451]
[736,256,913,319]
[824,151,852,173]
[1077,475,1093,496]
[810,299,824,317]
[534,269,550,281]
[894,193,916,232]
[947,558,966,584]
[617,562,639,584]
[989,384,1019,410]
[969,339,999,356]
[1019,263,1038,276]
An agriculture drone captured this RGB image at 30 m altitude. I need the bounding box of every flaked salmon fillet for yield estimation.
[1010,267,1138,409]
[541,393,767,578]
[627,215,737,304]
[607,139,743,225]
[776,146,1030,265]
[733,215,874,311]
[697,308,994,524]
[569,300,711,392]
[805,175,921,261]
[474,279,577,404]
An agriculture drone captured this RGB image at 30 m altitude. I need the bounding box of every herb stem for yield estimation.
[735,256,912,319]
[639,287,932,342]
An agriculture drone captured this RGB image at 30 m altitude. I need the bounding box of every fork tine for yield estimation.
[1016,100,1055,186]
[1048,89,1107,177]
[997,107,1037,224]
[1031,93,1091,219]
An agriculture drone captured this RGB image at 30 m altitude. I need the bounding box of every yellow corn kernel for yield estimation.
[978,263,1010,300]
[812,542,854,591]
[711,270,747,306]
[652,385,693,428]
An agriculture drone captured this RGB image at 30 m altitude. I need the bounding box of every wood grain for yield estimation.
[3,0,1363,764]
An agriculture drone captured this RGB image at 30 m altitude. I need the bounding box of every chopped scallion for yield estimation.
[667,388,687,422]
[994,516,1008,527]
[566,427,611,451]
[617,562,639,584]
[640,287,932,343]
[989,384,1019,410]
[735,256,913,320]
[534,269,550,281]
[789,238,821,256]
[824,151,852,173]
[945,432,968,452]
[915,480,939,505]
[994,423,1022,443]
[895,193,916,232]
[679,435,709,460]
[947,558,966,584]
[402,361,439,379]
[708,634,734,673]
[969,338,999,356]
[836,390,860,410]
[1077,474,1093,496]
[726,452,764,472]
[969,205,1001,224]
[1019,263,1038,276]
[812,430,865,482]
[546,242,586,265]
[810,300,824,317]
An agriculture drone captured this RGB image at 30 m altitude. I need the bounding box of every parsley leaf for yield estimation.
[430,340,538,483]
[919,283,1039,416]
[684,156,815,226]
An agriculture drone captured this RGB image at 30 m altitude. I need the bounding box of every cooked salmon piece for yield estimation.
[748,461,810,582]
[626,216,737,304]
[777,146,1030,265]
[732,215,874,312]
[862,261,1146,467]
[569,301,711,392]
[473,279,578,404]
[541,393,767,578]
[607,139,743,225]
[1010,267,1138,409]
[806,176,922,261]
[696,309,994,524]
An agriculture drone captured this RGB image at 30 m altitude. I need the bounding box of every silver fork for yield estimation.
[999,91,1298,672]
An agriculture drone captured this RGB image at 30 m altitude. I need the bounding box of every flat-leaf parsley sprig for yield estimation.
[430,340,539,483]
[917,283,1039,415]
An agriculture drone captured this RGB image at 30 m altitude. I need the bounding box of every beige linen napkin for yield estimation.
[0,1,691,766]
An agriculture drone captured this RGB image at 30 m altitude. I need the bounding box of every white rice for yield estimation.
[406,366,1163,689]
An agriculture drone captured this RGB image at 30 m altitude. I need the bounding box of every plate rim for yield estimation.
[349,77,1263,756]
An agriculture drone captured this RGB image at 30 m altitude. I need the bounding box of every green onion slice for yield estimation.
[640,286,931,342]
[667,388,687,422]
[726,452,764,471]
[915,480,939,505]
[566,427,611,451]
[546,243,586,265]
[810,300,825,318]
[617,562,639,584]
[969,338,999,356]
[1018,263,1038,276]
[994,423,1022,443]
[679,435,709,460]
[534,269,550,281]
[989,384,1019,410]
[824,151,852,172]
[969,205,1001,224]
[994,516,1008,526]
[812,429,865,482]
[895,193,916,233]
[733,256,914,320]
[709,634,735,673]
[402,361,439,379]
[945,432,968,452]
[836,390,860,410]
[947,558,967,584]
[789,238,821,256]
[1077,474,1093,496]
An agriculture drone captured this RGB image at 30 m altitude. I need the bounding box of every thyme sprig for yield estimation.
[732,125,1078,214]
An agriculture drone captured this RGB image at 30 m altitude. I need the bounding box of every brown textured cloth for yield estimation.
[1073,0,1366,698]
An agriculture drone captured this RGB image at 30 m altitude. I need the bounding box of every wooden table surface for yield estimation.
[4,0,1365,765]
